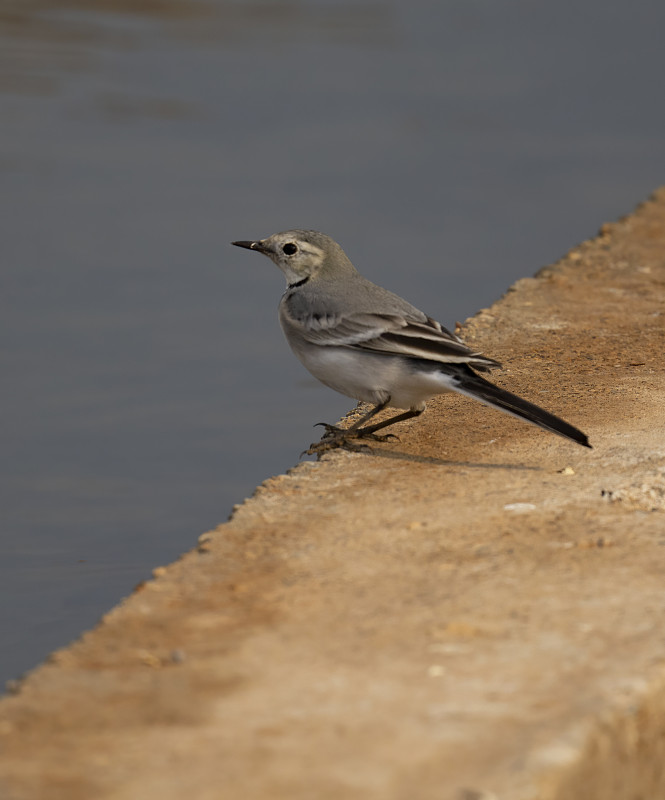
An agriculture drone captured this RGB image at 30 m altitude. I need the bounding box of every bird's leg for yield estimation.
[356,406,424,436]
[315,400,389,438]
[306,400,391,456]
[306,401,423,456]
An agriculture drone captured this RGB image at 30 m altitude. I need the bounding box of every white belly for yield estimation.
[288,339,456,410]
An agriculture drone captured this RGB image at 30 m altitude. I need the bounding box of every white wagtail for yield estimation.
[232,230,591,455]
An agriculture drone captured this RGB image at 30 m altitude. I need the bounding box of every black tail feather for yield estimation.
[453,367,591,449]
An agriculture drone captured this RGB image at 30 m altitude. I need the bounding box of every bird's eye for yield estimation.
[282,243,298,255]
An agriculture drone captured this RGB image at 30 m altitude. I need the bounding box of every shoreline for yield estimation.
[2,189,665,799]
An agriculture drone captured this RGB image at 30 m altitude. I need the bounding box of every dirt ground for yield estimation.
[1,190,665,800]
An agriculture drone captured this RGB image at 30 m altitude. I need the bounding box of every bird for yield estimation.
[232,230,591,455]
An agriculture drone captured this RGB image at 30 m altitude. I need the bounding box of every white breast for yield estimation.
[284,334,457,410]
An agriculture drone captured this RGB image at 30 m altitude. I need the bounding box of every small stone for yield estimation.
[138,650,162,668]
[503,502,536,513]
[427,665,446,678]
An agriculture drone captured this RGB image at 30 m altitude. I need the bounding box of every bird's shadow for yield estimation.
[358,446,541,470]
[306,443,541,471]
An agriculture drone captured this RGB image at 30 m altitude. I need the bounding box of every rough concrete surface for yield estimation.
[2,190,665,800]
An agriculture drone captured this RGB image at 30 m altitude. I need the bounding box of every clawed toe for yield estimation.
[305,437,371,458]
[302,420,400,459]
[314,422,343,438]
[359,430,399,443]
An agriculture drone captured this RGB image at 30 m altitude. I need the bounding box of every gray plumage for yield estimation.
[232,230,591,452]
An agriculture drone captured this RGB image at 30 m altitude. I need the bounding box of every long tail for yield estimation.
[451,366,591,448]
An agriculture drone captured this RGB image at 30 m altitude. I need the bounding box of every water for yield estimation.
[2,0,664,685]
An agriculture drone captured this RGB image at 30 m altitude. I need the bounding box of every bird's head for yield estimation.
[232,229,356,285]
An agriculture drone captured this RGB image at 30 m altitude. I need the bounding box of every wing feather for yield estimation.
[286,308,500,370]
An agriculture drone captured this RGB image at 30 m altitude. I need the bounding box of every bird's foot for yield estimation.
[314,422,398,443]
[303,422,398,458]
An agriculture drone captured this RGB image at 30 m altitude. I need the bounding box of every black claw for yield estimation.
[314,422,341,435]
[302,415,402,459]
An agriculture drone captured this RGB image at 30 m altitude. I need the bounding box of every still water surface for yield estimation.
[2,0,665,684]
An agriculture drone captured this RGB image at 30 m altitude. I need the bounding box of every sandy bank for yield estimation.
[1,190,665,800]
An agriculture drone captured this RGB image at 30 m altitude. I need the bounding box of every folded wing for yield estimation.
[289,309,500,371]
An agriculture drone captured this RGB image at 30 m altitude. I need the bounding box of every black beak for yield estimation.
[232,240,261,251]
